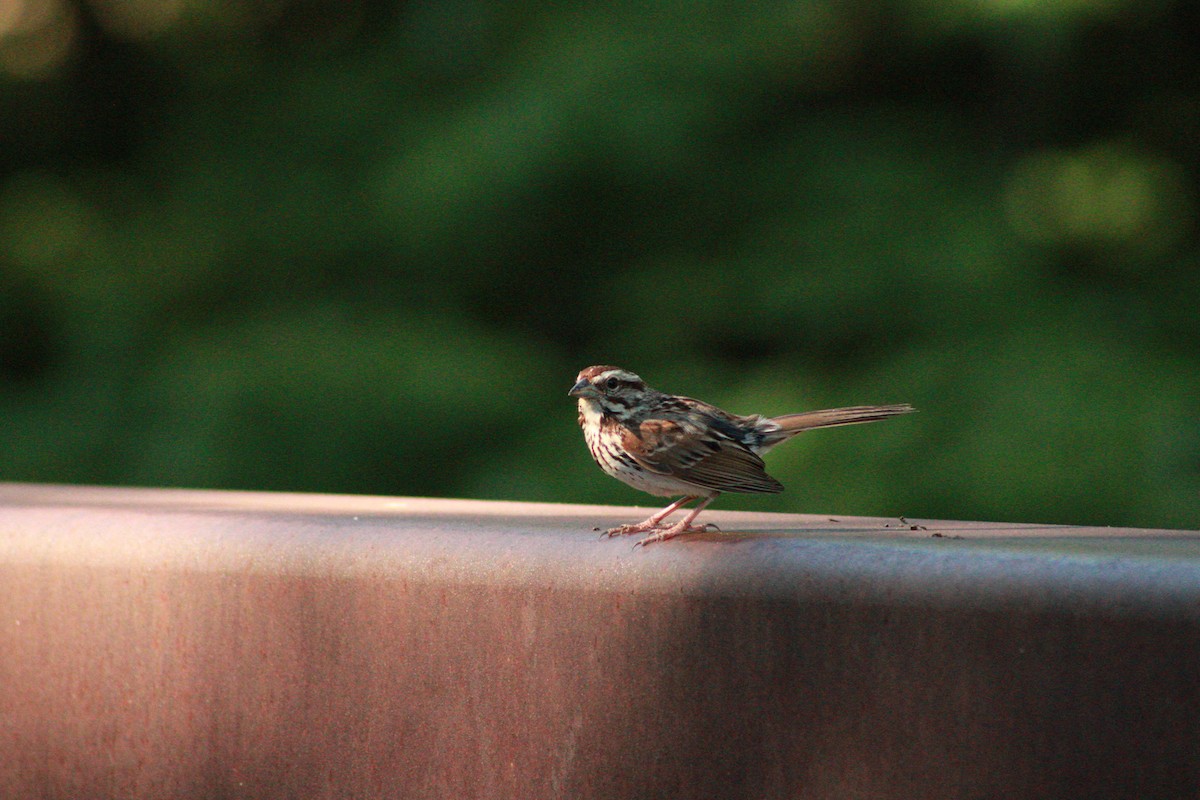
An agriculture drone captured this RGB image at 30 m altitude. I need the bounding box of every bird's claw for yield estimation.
[632,522,719,548]
[600,521,662,539]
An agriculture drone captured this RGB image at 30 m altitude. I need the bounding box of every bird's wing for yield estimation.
[621,416,784,494]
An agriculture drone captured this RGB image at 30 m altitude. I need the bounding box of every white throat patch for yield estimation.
[578,397,605,428]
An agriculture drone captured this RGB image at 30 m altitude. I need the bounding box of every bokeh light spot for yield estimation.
[0,0,76,79]
[1002,143,1194,258]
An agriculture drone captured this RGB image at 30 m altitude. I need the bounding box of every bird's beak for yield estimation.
[568,378,597,398]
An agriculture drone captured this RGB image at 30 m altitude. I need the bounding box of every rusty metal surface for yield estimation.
[1,483,1198,799]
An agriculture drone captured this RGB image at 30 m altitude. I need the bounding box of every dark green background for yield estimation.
[2,0,1197,528]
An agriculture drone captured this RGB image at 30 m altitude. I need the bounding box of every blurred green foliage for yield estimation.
[1,0,1197,528]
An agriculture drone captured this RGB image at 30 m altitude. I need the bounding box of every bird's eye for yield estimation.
[605,377,620,390]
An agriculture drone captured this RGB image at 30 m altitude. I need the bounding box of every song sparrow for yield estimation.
[569,365,914,546]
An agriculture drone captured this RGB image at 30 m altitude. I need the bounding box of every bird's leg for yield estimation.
[602,496,698,538]
[634,496,719,547]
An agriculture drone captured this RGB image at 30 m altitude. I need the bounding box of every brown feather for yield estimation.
[762,404,914,446]
[673,446,784,494]
[621,418,783,494]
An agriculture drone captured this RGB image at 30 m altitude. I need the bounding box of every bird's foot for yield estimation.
[633,521,720,548]
[600,519,666,539]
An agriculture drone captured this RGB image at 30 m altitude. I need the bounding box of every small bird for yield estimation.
[569,365,914,546]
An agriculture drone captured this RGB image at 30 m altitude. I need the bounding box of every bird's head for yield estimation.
[569,365,649,420]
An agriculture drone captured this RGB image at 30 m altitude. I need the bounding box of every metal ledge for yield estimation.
[1,483,1197,798]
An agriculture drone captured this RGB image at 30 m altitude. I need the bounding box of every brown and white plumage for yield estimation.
[569,365,914,545]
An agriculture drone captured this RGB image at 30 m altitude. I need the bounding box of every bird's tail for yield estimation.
[760,404,914,447]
